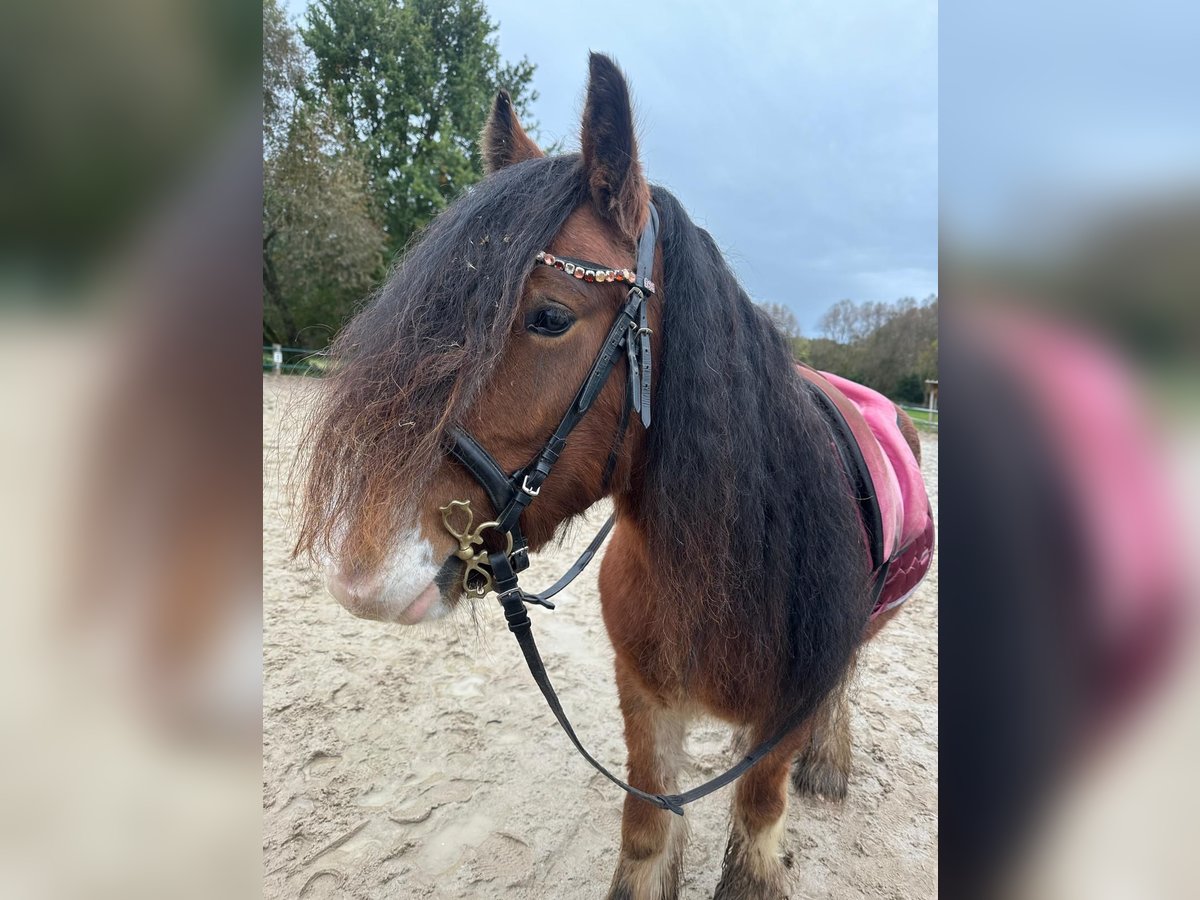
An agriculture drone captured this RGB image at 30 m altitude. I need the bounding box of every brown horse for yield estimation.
[298,53,922,900]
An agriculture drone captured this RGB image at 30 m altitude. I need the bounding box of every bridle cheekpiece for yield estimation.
[438,204,660,601]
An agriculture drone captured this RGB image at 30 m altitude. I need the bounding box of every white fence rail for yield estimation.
[898,403,938,430]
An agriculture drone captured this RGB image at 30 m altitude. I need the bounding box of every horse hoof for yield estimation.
[790,753,849,802]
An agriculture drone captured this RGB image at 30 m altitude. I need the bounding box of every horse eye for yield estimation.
[526,305,575,337]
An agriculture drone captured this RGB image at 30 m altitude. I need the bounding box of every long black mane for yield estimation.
[639,185,872,727]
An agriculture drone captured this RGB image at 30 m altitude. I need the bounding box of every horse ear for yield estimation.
[482,90,544,174]
[580,53,649,239]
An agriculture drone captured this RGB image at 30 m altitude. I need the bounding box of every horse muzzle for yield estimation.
[323,530,450,625]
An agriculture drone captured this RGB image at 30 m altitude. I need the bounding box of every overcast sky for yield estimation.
[287,0,937,332]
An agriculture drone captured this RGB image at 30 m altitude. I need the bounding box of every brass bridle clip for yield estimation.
[439,499,513,597]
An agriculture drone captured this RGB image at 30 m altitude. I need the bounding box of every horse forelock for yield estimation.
[295,155,588,563]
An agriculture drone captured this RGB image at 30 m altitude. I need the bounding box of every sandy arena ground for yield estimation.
[264,376,938,899]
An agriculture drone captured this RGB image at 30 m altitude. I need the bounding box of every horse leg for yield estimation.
[790,680,852,801]
[792,618,899,801]
[713,728,811,900]
[607,657,689,900]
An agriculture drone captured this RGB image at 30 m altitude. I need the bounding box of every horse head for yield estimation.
[298,54,658,625]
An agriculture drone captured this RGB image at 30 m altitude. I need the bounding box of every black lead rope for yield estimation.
[492,536,891,815]
[488,540,841,815]
[487,545,692,814]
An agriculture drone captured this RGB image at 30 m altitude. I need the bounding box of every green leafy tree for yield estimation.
[917,337,938,382]
[807,337,858,380]
[263,0,388,349]
[302,0,540,253]
[810,295,938,400]
[264,0,307,156]
[893,372,925,404]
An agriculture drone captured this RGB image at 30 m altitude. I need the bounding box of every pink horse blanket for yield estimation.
[799,367,934,619]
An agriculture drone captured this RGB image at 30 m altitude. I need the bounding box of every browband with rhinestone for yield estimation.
[535,251,655,294]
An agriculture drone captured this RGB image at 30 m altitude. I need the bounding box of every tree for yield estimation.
[917,336,938,382]
[757,301,807,361]
[806,337,856,378]
[758,301,802,340]
[809,295,938,400]
[818,299,858,345]
[857,297,937,396]
[893,373,924,404]
[819,298,892,345]
[302,0,540,253]
[264,0,307,157]
[263,0,388,349]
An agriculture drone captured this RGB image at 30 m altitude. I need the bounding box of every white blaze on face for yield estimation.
[323,527,450,625]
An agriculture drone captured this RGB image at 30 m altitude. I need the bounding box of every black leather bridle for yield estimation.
[440,204,658,608]
[438,202,866,815]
